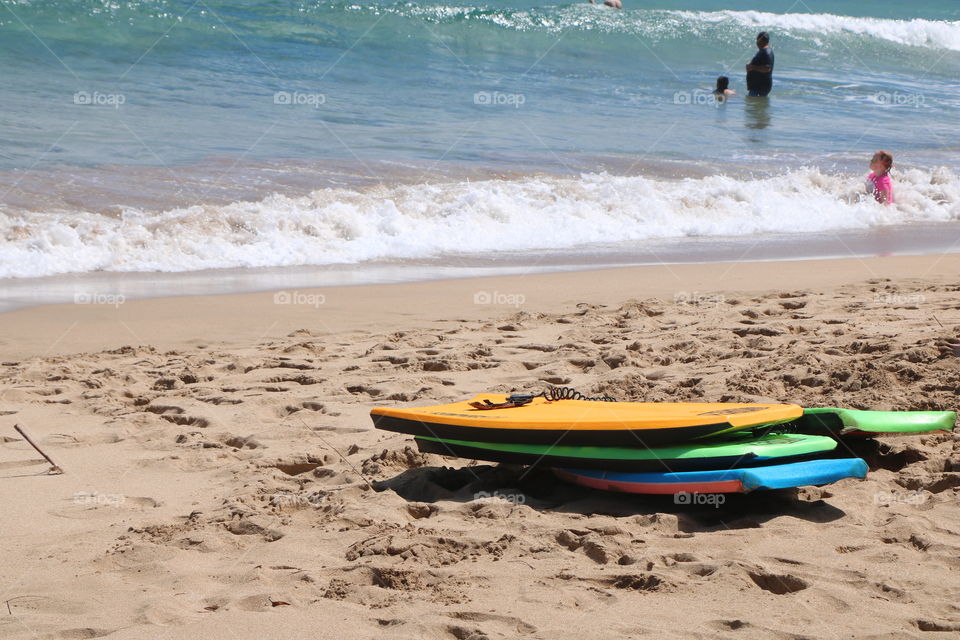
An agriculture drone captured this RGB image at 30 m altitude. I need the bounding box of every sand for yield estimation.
[1,254,959,640]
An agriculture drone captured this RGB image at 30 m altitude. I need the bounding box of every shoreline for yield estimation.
[2,221,959,314]
[1,252,958,360]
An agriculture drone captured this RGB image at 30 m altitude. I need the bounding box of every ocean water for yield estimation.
[1,0,959,280]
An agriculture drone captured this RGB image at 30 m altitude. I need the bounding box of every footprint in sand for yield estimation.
[259,457,323,476]
[195,395,244,405]
[143,404,211,428]
[709,619,753,632]
[446,625,491,640]
[346,384,383,397]
[746,569,810,595]
[264,374,323,386]
[135,599,198,627]
[605,573,670,592]
[445,611,537,635]
[0,458,47,471]
[232,593,295,611]
[48,494,162,519]
[160,414,210,427]
[223,519,284,542]
[53,628,114,639]
[916,620,960,633]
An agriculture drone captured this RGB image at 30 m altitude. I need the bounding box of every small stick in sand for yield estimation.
[5,595,44,615]
[13,424,64,474]
[932,314,944,329]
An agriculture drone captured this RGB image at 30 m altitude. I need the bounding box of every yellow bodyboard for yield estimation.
[371,394,802,446]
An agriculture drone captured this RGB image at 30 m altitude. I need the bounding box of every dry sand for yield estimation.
[1,254,959,640]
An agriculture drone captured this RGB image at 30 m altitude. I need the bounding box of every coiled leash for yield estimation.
[469,386,617,410]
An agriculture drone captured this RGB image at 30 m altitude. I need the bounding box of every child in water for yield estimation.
[866,150,894,205]
[713,76,735,102]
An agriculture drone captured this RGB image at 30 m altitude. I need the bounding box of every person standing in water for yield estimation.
[866,150,894,205]
[745,32,774,97]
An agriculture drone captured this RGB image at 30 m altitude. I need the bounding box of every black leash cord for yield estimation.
[538,386,617,402]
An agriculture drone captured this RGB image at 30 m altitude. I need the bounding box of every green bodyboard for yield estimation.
[416,432,836,464]
[800,408,957,434]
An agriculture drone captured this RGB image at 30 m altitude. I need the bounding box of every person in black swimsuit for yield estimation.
[746,32,774,97]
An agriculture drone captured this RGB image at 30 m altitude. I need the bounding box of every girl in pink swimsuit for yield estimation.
[866,150,894,205]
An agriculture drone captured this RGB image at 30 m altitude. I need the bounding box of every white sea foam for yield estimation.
[386,5,960,51]
[1,167,958,279]
[672,10,960,51]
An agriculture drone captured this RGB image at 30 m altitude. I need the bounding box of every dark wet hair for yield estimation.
[757,31,769,43]
[715,76,730,92]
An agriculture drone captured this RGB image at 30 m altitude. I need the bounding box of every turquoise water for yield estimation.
[3,0,959,169]
[0,0,958,278]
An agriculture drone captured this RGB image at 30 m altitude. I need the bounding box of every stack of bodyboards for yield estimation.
[370,392,956,495]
